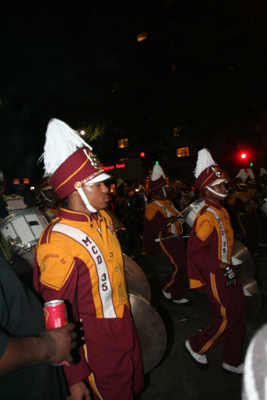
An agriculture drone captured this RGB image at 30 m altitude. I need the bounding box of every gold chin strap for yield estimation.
[207,186,228,198]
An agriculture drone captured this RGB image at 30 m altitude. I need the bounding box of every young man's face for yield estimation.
[83,181,109,210]
[206,182,228,203]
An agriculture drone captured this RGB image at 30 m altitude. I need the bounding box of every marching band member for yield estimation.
[33,119,144,400]
[142,162,191,305]
[184,148,246,374]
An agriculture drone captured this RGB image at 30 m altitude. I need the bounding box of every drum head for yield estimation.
[183,198,205,228]
[129,293,167,374]
[123,254,151,303]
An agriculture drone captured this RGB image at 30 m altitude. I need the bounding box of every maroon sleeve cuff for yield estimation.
[63,347,91,386]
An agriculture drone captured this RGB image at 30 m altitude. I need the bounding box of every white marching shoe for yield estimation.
[222,362,244,374]
[184,340,209,369]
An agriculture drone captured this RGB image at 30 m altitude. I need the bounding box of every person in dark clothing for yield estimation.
[0,255,77,400]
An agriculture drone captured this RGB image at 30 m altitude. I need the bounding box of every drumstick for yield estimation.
[167,208,187,226]
[155,233,181,242]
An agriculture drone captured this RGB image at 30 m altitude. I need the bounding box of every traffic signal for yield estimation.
[140,152,145,158]
[239,151,253,167]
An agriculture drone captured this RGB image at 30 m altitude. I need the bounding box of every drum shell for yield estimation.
[0,209,49,262]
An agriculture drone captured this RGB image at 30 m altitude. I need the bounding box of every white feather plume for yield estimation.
[247,168,255,180]
[151,163,165,181]
[194,149,217,179]
[39,119,92,176]
[236,169,247,182]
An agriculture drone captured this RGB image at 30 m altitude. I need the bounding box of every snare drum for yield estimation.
[183,198,206,228]
[260,198,267,216]
[0,209,48,262]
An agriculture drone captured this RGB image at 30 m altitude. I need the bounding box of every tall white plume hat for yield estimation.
[39,118,111,213]
[194,148,227,193]
[236,168,248,183]
[150,162,168,191]
[260,168,267,177]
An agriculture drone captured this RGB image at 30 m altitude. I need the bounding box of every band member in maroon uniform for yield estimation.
[184,148,246,374]
[143,163,191,305]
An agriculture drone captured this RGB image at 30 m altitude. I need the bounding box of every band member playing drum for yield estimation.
[184,148,246,374]
[142,162,191,305]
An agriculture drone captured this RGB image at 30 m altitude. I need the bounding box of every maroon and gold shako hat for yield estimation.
[40,119,110,199]
[150,162,168,191]
[49,147,110,199]
[194,149,228,194]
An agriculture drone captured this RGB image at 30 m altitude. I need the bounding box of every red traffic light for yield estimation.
[240,153,246,159]
[140,152,145,158]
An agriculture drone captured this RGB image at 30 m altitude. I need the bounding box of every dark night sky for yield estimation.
[1,1,267,187]
[0,1,122,186]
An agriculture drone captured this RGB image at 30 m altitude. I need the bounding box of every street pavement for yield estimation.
[131,237,267,400]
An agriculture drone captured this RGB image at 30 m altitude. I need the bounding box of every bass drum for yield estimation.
[0,209,48,265]
[183,197,261,323]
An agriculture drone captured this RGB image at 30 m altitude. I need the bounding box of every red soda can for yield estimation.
[44,300,68,365]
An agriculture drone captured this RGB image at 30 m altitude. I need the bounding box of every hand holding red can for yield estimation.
[43,300,70,365]
[39,322,77,365]
[44,300,68,329]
